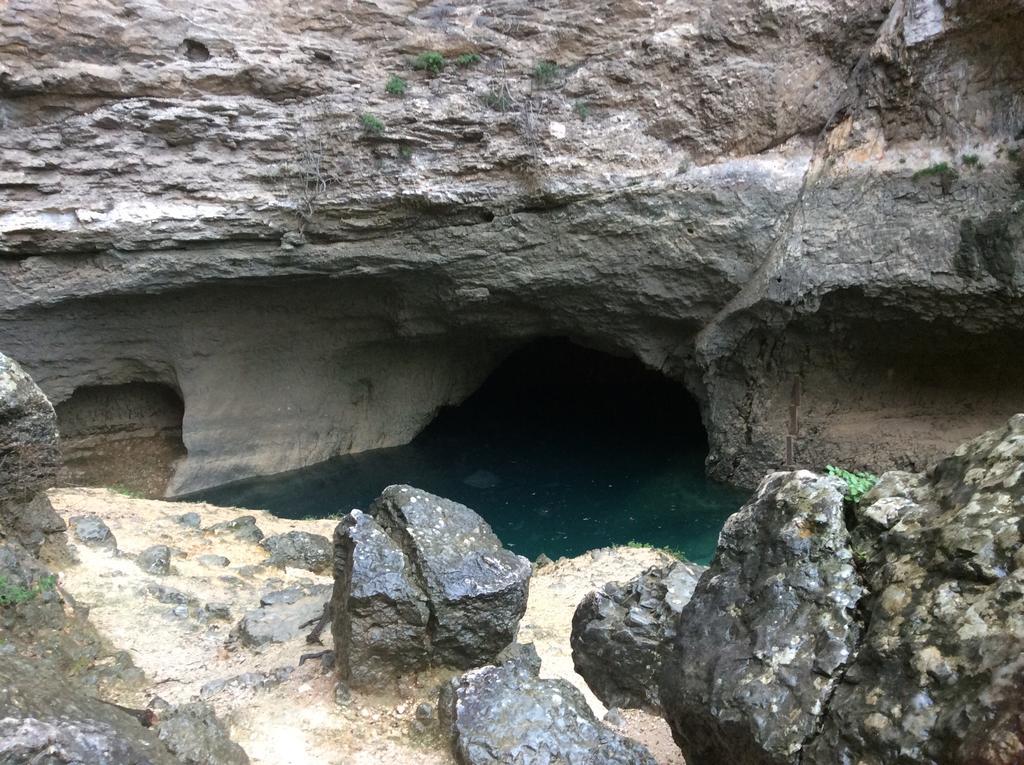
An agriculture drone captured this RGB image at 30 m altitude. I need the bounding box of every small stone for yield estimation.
[207,516,264,543]
[414,702,434,722]
[260,531,332,573]
[176,512,202,528]
[70,514,117,550]
[334,681,352,707]
[137,545,171,576]
[197,554,231,568]
[604,708,625,727]
[171,605,189,618]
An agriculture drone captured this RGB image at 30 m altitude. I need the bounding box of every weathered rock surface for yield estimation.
[0,353,62,552]
[332,487,530,686]
[155,702,250,765]
[439,654,657,765]
[206,516,264,543]
[331,508,431,687]
[3,1,1021,495]
[70,513,118,550]
[661,415,1024,763]
[571,559,705,712]
[138,544,173,576]
[660,471,864,763]
[370,485,533,667]
[235,584,330,647]
[0,655,179,765]
[260,530,331,573]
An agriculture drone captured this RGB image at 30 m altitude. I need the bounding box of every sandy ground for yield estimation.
[47,488,683,765]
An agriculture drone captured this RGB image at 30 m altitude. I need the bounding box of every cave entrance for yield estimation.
[194,338,747,563]
[55,382,186,498]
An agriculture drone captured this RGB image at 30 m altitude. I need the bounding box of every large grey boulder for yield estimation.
[571,558,705,712]
[370,485,532,667]
[0,353,62,554]
[331,509,431,687]
[660,415,1024,764]
[438,654,657,765]
[803,414,1024,764]
[0,654,178,764]
[659,471,865,764]
[331,486,531,687]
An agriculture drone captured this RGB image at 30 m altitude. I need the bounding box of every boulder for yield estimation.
[660,415,1024,764]
[206,516,264,543]
[260,530,331,573]
[659,471,864,764]
[137,545,172,576]
[198,554,230,568]
[803,414,1024,764]
[155,701,250,765]
[571,558,705,712]
[235,584,330,647]
[0,654,179,764]
[369,485,532,667]
[331,509,431,686]
[0,353,62,554]
[70,514,117,550]
[438,654,657,765]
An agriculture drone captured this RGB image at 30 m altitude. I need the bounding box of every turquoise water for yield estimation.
[189,341,748,564]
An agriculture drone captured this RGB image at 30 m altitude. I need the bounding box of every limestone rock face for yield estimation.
[3,1,1022,495]
[438,654,657,765]
[660,415,1024,763]
[331,487,530,686]
[0,353,62,552]
[570,559,705,712]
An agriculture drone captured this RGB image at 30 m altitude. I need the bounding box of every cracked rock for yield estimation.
[571,558,705,712]
[331,486,531,687]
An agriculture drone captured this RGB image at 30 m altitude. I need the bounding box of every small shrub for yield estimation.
[912,161,957,181]
[109,483,144,498]
[961,153,981,168]
[0,574,57,608]
[532,60,560,86]
[455,53,481,68]
[826,465,879,504]
[625,540,688,560]
[413,51,445,75]
[360,113,384,134]
[573,101,590,120]
[482,89,513,112]
[385,75,407,96]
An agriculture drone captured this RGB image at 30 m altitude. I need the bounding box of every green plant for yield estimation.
[0,574,57,607]
[109,484,144,499]
[573,101,590,120]
[455,53,481,68]
[360,113,384,134]
[912,161,957,182]
[482,89,513,112]
[625,540,689,560]
[385,75,407,96]
[532,60,560,86]
[826,465,879,504]
[413,51,445,75]
[961,153,981,167]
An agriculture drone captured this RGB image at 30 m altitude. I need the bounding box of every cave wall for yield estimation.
[2,0,1024,492]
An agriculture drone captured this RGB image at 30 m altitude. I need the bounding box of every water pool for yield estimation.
[189,340,749,565]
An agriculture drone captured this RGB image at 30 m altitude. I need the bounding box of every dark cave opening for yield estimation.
[193,338,747,563]
[55,382,186,497]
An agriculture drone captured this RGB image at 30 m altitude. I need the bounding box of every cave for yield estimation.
[193,338,747,563]
[55,382,187,497]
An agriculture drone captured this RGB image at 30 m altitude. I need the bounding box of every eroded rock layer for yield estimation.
[2,0,1023,492]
